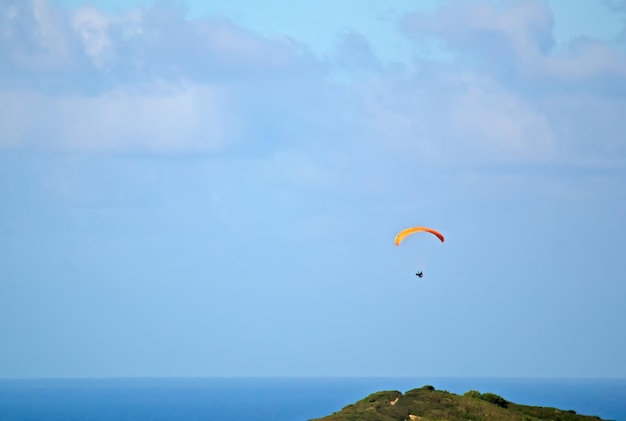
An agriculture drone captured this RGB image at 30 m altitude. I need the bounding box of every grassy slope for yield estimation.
[311,386,610,421]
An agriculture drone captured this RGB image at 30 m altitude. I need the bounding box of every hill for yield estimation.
[310,385,612,421]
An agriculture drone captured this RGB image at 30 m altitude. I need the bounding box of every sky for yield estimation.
[0,0,625,379]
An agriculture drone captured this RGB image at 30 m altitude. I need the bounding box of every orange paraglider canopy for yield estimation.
[394,226,445,246]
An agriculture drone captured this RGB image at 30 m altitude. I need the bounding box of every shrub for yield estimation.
[464,390,481,399]
[478,392,508,408]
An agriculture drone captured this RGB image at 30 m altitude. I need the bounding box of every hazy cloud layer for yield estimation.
[1,0,624,167]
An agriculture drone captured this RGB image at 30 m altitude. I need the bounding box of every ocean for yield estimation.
[0,377,624,421]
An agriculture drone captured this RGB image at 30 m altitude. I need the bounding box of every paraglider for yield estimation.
[395,226,444,277]
[394,226,445,245]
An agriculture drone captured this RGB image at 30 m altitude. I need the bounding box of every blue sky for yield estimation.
[1,0,625,378]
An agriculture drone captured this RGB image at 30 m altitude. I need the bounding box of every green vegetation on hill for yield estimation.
[310,385,611,421]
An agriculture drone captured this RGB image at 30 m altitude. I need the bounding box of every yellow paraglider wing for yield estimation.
[394,226,445,246]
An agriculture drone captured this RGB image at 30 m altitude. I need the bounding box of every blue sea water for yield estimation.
[0,377,624,421]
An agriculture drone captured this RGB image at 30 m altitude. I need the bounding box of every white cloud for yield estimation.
[0,0,88,77]
[0,0,322,153]
[402,0,626,81]
[446,74,554,160]
[402,0,555,62]
[541,38,626,80]
[374,0,626,167]
[71,5,113,68]
[0,82,235,152]
[0,0,624,177]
